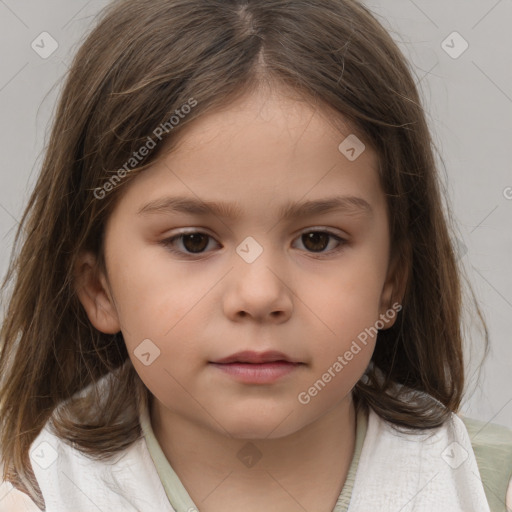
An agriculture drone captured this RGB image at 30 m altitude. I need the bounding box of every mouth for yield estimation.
[210,350,302,365]
[209,351,304,384]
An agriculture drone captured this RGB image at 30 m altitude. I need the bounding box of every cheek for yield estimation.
[306,262,384,332]
[106,259,201,386]
[297,281,378,409]
[119,288,200,358]
[121,301,204,408]
[300,254,385,372]
[106,240,198,334]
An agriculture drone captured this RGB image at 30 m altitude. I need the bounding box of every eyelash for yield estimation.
[159,229,347,259]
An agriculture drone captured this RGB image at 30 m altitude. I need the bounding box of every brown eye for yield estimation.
[160,229,346,259]
[294,230,346,256]
[180,233,209,253]
[160,231,217,256]
[301,232,330,252]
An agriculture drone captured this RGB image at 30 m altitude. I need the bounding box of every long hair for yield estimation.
[0,0,488,507]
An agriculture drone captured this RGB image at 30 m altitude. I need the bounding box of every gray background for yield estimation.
[0,0,511,428]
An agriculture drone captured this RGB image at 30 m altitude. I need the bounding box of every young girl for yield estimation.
[1,0,511,511]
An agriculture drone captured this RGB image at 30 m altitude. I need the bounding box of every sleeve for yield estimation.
[460,414,512,512]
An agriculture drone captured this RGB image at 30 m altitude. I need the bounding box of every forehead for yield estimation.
[112,85,385,221]
[170,83,371,155]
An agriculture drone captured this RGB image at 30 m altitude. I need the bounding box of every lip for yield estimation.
[211,350,300,364]
[209,361,302,384]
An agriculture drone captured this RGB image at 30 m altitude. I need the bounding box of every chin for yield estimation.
[215,412,302,441]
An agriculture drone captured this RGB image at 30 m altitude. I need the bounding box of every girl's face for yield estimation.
[79,85,398,439]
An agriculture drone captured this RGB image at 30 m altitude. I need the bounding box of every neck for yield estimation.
[150,395,358,512]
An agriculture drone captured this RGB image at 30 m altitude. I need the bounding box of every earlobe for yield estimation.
[379,244,409,329]
[379,277,397,329]
[74,251,121,334]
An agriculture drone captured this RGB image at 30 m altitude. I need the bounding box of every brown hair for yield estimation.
[0,0,488,507]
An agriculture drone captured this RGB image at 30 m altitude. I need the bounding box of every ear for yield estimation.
[74,251,121,334]
[379,241,409,329]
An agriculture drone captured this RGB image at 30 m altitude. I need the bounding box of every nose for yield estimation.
[222,245,293,323]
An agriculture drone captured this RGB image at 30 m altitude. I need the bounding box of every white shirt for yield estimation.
[0,402,497,512]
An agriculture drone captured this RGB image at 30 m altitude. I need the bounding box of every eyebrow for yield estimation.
[137,194,373,220]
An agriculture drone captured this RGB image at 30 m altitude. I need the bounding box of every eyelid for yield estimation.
[296,225,348,238]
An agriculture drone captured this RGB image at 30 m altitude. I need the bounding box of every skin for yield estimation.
[76,83,401,512]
